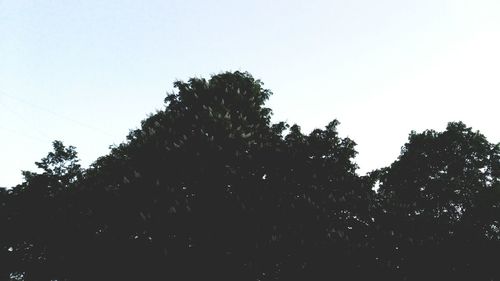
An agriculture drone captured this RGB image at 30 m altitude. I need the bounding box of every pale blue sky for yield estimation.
[1,0,499,187]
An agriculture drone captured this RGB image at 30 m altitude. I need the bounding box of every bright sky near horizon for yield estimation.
[1,0,499,187]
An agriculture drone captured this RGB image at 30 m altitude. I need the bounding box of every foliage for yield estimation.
[375,122,500,280]
[0,72,499,280]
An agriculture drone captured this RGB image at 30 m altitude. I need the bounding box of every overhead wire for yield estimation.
[0,124,50,144]
[0,96,54,142]
[0,90,115,138]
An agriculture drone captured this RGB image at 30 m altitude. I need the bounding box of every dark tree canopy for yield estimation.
[375,122,500,280]
[1,72,499,281]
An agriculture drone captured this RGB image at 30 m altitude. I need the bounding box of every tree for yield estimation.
[66,71,372,280]
[3,72,498,280]
[376,122,500,280]
[1,141,82,281]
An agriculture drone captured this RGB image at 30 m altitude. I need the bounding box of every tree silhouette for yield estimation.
[1,141,82,281]
[70,71,372,280]
[375,122,500,280]
[1,72,499,280]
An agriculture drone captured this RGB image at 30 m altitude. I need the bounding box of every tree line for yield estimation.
[1,71,499,280]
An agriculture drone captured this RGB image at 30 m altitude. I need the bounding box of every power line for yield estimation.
[0,90,115,138]
[0,97,54,141]
[0,124,51,144]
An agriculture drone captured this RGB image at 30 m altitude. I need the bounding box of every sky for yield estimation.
[1,0,499,187]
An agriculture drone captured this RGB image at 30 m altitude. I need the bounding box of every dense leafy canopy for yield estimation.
[1,72,499,280]
[375,122,500,280]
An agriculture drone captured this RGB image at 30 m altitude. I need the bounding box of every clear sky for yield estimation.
[1,0,499,187]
